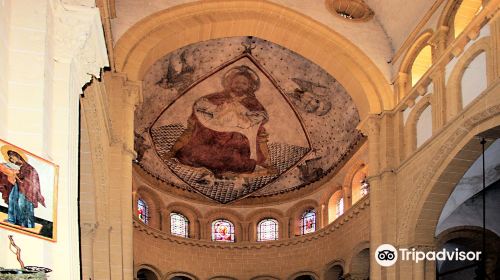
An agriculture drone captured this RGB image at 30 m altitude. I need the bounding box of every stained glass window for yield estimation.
[257,218,279,241]
[336,197,344,218]
[300,209,316,235]
[137,198,149,224]
[212,219,235,242]
[170,212,189,238]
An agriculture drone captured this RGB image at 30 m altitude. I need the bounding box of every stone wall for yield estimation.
[133,196,370,280]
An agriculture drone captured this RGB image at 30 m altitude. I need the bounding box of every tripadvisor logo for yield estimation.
[375,244,398,267]
[374,244,482,267]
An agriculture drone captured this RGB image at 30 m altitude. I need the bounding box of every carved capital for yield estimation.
[112,73,144,107]
[124,80,143,107]
[357,114,381,137]
[52,0,109,89]
[429,26,449,47]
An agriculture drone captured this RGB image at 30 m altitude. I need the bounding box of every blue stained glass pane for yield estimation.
[300,209,316,235]
[137,198,149,224]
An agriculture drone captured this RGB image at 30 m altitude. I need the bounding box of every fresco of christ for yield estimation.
[168,65,273,177]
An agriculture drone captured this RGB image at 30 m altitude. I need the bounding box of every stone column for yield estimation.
[51,1,108,278]
[430,68,447,130]
[80,223,97,280]
[428,26,449,130]
[412,255,425,280]
[282,216,291,239]
[429,26,449,61]
[359,113,399,280]
[358,116,383,280]
[241,222,250,241]
[106,72,142,280]
[80,80,112,279]
[394,73,409,102]
[490,13,500,79]
[198,218,209,240]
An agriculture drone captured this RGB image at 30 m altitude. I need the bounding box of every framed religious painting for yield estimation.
[0,139,58,242]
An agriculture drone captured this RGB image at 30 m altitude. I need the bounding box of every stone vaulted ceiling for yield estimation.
[111,0,436,81]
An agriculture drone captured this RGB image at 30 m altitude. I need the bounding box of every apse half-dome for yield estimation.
[134,37,363,203]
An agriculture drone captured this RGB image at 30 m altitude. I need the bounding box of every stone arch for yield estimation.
[135,185,164,229]
[435,226,500,279]
[114,0,392,118]
[135,264,162,280]
[436,225,500,249]
[341,161,367,208]
[323,259,345,280]
[164,201,202,239]
[321,184,343,225]
[327,189,345,224]
[287,199,321,236]
[446,37,493,119]
[345,241,370,275]
[437,0,463,44]
[348,244,370,280]
[350,164,369,206]
[398,30,434,95]
[250,276,281,280]
[401,109,500,247]
[404,94,432,156]
[437,0,483,43]
[163,271,199,280]
[204,208,245,242]
[246,208,286,241]
[208,276,238,280]
[287,271,319,280]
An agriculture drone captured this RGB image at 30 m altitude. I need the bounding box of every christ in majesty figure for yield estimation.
[169,65,273,177]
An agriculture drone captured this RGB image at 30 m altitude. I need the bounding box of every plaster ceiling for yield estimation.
[364,0,435,51]
[110,0,433,81]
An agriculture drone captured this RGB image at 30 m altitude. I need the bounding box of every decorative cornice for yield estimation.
[133,196,369,249]
[51,0,109,89]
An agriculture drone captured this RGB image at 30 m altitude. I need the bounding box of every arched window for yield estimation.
[452,0,482,38]
[294,275,315,280]
[170,212,189,238]
[137,198,149,224]
[411,44,432,86]
[360,177,370,197]
[137,268,159,280]
[300,209,316,235]
[257,218,279,241]
[212,219,235,242]
[171,277,193,280]
[328,190,344,223]
[336,198,344,218]
[352,165,368,204]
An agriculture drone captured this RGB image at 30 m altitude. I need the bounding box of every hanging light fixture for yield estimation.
[325,0,374,22]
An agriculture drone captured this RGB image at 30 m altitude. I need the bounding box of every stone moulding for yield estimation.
[133,196,369,249]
